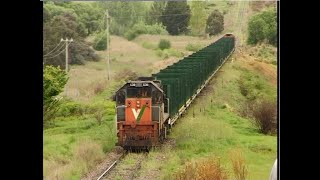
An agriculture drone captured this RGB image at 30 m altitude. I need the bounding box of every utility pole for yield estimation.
[105,9,110,81]
[61,38,73,73]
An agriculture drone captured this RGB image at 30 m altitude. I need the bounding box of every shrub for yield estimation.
[238,77,249,97]
[114,68,139,82]
[185,43,202,52]
[155,49,163,57]
[167,49,184,58]
[175,157,228,180]
[94,83,105,95]
[229,149,248,180]
[251,99,277,134]
[93,32,108,51]
[158,39,171,50]
[155,49,184,59]
[124,22,168,40]
[43,65,68,126]
[142,42,157,50]
[56,101,84,117]
[162,50,170,59]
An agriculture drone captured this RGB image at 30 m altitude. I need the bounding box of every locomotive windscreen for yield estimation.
[127,87,151,98]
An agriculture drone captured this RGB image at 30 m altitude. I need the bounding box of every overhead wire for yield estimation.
[43,48,66,59]
[43,42,66,57]
[43,41,63,57]
[43,41,72,59]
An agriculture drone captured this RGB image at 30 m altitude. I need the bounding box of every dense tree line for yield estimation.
[43,2,100,68]
[43,1,226,68]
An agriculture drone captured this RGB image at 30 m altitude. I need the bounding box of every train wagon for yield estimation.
[114,34,235,150]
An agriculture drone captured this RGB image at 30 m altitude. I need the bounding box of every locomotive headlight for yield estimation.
[137,104,140,108]
[137,101,140,104]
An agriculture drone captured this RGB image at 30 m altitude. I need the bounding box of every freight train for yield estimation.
[114,34,235,150]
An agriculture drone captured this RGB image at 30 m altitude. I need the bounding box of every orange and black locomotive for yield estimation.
[115,78,168,150]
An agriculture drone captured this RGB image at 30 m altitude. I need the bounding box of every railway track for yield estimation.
[95,150,127,180]
[96,151,148,180]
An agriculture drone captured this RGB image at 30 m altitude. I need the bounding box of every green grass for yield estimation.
[43,98,117,179]
[249,44,277,64]
[138,57,277,180]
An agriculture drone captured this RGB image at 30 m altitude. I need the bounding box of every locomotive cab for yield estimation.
[115,79,166,150]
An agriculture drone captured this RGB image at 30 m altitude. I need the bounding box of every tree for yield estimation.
[247,16,266,45]
[260,8,277,45]
[43,65,68,126]
[247,7,277,46]
[146,1,166,25]
[162,1,191,35]
[190,1,207,35]
[205,10,224,36]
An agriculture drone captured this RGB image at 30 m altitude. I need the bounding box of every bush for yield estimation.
[238,71,270,101]
[114,68,139,82]
[43,65,68,126]
[155,49,163,57]
[167,49,184,58]
[93,32,107,51]
[124,22,168,41]
[155,49,184,59]
[56,101,84,117]
[158,39,171,50]
[251,99,277,134]
[142,42,157,50]
[185,43,202,52]
[94,83,105,95]
[175,157,228,180]
[229,149,248,180]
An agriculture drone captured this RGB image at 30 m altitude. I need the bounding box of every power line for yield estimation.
[43,48,66,59]
[44,43,66,57]
[43,40,67,57]
[43,41,63,57]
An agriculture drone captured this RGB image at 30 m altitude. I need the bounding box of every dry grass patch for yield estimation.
[229,148,248,180]
[175,157,228,180]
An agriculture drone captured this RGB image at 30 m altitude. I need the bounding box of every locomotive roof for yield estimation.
[116,80,163,93]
